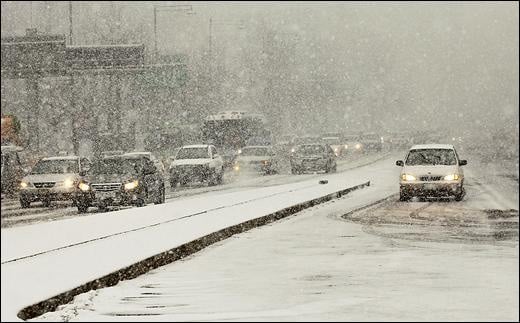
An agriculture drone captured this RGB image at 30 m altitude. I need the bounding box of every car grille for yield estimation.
[33,182,55,188]
[420,176,442,181]
[179,165,208,173]
[91,183,122,192]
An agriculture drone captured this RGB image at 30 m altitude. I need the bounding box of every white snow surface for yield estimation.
[1,160,375,321]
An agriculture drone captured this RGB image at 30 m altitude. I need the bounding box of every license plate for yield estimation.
[38,188,50,194]
[424,184,436,190]
[97,191,116,199]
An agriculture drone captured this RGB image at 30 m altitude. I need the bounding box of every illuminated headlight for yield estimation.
[20,181,29,189]
[63,178,74,188]
[78,182,90,192]
[291,148,295,153]
[344,145,348,149]
[234,165,240,171]
[355,143,362,149]
[401,174,416,181]
[237,149,242,154]
[124,180,139,190]
[444,174,459,181]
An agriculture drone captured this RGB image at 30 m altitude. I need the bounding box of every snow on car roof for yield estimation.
[182,145,210,149]
[242,145,270,149]
[42,156,79,161]
[410,144,455,150]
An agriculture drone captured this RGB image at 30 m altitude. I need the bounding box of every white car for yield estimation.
[234,146,278,174]
[123,151,165,176]
[322,137,345,157]
[396,144,467,201]
[169,145,224,187]
[19,156,91,207]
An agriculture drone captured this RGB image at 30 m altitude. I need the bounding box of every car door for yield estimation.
[211,146,223,172]
[141,159,159,200]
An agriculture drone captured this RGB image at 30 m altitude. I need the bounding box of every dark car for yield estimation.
[290,143,337,174]
[75,155,165,213]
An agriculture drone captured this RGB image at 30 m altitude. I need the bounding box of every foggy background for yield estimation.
[1,1,518,156]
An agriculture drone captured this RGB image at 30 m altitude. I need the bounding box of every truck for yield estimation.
[1,114,24,196]
[201,111,271,168]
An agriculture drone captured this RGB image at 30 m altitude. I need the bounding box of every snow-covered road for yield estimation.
[1,153,389,229]
[31,154,519,321]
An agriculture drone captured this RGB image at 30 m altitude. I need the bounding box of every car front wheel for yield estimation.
[20,197,30,208]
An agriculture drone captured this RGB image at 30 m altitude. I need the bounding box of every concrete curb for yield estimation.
[18,180,370,320]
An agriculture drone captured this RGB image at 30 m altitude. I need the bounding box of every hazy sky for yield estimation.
[1,1,518,138]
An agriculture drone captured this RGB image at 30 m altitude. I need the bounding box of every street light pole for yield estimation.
[153,6,157,58]
[68,1,73,45]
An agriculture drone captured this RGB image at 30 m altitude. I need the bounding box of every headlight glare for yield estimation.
[355,143,361,149]
[20,181,28,188]
[444,174,459,181]
[78,182,90,191]
[64,178,74,188]
[124,180,139,190]
[401,174,416,181]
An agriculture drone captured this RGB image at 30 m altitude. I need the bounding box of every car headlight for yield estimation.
[234,165,240,171]
[78,182,90,191]
[355,143,362,149]
[124,180,139,190]
[20,181,29,189]
[344,145,348,149]
[401,174,416,181]
[63,178,74,188]
[444,174,459,181]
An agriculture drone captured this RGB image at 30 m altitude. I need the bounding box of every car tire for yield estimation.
[170,179,177,189]
[291,168,298,175]
[454,188,465,201]
[332,163,337,172]
[20,197,30,208]
[218,170,224,185]
[155,185,165,204]
[98,205,108,212]
[77,203,89,213]
[399,191,410,202]
[135,198,145,207]
[42,199,52,207]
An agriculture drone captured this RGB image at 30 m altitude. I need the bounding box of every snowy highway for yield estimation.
[29,153,519,322]
[1,152,389,228]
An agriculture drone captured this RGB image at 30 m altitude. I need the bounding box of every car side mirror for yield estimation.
[213,154,218,159]
[396,160,404,167]
[459,160,467,166]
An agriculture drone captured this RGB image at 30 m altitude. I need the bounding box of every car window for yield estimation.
[31,159,79,174]
[176,148,209,159]
[405,149,457,166]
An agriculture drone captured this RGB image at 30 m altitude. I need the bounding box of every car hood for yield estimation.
[84,173,137,183]
[402,165,459,176]
[172,159,211,166]
[23,173,79,183]
[293,155,326,159]
[236,156,271,162]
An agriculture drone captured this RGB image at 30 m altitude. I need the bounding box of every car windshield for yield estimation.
[294,145,325,156]
[176,148,209,159]
[90,158,141,175]
[322,137,340,145]
[405,149,457,166]
[344,135,360,141]
[241,147,269,156]
[31,159,79,174]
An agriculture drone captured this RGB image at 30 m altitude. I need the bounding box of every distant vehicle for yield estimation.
[396,144,467,201]
[1,145,25,196]
[169,144,224,188]
[19,156,91,208]
[234,146,278,175]
[201,111,270,168]
[388,133,411,150]
[75,154,165,212]
[322,136,345,157]
[360,133,383,152]
[342,134,363,154]
[292,135,322,147]
[290,143,337,174]
[123,151,166,177]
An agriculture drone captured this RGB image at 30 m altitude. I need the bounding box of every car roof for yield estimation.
[41,156,79,161]
[242,145,270,149]
[410,144,455,150]
[182,144,210,149]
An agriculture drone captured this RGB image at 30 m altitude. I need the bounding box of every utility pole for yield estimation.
[68,1,73,45]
